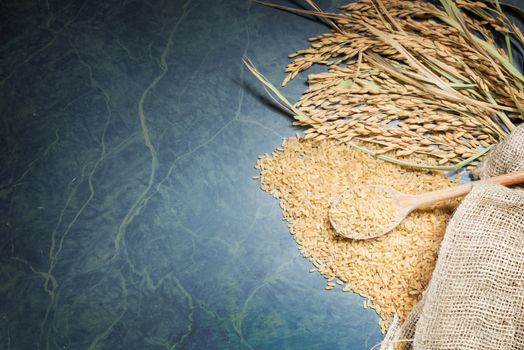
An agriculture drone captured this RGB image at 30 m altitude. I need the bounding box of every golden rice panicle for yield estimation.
[277,0,523,168]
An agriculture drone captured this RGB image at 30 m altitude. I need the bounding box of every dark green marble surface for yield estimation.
[0,0,384,349]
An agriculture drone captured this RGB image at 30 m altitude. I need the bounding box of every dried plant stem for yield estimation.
[250,0,524,169]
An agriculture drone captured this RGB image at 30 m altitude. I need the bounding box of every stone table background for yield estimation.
[5,0,522,349]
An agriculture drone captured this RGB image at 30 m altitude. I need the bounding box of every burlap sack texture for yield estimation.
[381,124,524,350]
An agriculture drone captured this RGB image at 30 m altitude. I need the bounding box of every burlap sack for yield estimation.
[381,124,524,350]
[474,125,524,179]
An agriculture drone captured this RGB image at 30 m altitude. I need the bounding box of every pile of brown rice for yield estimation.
[256,137,458,332]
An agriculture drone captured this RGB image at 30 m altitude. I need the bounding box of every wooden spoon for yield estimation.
[329,170,524,240]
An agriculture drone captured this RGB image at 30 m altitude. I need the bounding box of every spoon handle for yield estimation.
[413,169,524,209]
[489,169,524,187]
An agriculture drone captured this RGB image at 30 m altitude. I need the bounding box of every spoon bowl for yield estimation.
[329,185,414,240]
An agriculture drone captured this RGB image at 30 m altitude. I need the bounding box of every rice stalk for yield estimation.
[249,0,524,169]
[244,58,494,171]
